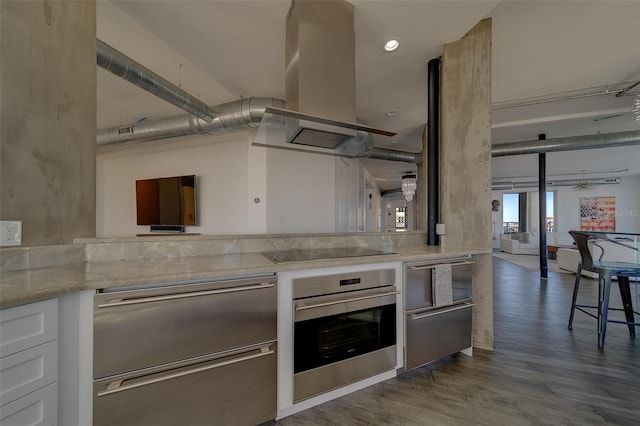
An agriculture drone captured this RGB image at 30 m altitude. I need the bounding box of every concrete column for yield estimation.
[440,18,493,350]
[0,0,96,246]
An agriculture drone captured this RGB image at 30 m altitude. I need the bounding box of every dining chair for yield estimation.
[567,230,639,348]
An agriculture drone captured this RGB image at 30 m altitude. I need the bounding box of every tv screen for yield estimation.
[136,175,197,226]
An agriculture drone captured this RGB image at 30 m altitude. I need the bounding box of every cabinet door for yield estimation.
[0,340,58,406]
[0,382,57,426]
[0,298,58,358]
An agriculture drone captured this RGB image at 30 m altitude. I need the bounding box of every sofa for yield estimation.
[558,239,639,279]
[500,232,579,256]
[500,233,539,255]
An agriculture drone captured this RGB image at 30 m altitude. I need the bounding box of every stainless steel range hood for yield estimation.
[252,0,396,157]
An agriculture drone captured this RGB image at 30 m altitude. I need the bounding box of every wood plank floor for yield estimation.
[272,257,640,425]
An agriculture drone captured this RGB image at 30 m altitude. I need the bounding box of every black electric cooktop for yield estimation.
[261,247,397,264]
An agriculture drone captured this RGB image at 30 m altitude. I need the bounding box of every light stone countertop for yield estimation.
[0,244,490,309]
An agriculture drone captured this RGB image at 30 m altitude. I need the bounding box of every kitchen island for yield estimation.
[0,232,492,425]
[0,232,490,308]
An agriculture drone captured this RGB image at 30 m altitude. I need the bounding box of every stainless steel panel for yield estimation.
[94,276,276,379]
[293,345,396,403]
[404,264,434,311]
[405,258,474,310]
[293,268,395,298]
[405,303,473,371]
[94,343,276,426]
[452,262,473,302]
[294,286,398,322]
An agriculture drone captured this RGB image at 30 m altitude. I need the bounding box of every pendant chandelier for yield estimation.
[402,174,417,201]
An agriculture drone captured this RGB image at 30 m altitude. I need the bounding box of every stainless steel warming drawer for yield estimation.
[405,303,472,370]
[94,276,277,379]
[93,275,277,426]
[93,342,276,426]
[404,257,474,371]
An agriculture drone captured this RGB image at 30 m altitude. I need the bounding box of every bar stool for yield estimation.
[567,230,639,348]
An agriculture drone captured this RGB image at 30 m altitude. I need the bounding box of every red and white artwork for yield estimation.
[580,196,616,232]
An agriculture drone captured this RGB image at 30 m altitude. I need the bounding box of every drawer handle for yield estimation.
[98,283,275,308]
[409,303,473,320]
[97,344,274,397]
[408,260,474,270]
[295,291,399,311]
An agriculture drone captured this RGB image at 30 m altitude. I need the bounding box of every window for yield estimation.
[395,207,407,229]
[503,191,556,234]
[502,193,520,233]
[546,191,556,233]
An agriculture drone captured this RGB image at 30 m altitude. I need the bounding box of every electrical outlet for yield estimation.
[0,221,22,247]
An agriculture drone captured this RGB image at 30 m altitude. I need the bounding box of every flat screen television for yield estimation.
[136,175,197,227]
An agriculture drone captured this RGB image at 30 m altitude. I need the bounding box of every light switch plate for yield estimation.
[0,221,22,246]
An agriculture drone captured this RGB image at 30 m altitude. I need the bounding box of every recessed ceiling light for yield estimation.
[385,110,398,117]
[390,139,398,144]
[384,39,399,52]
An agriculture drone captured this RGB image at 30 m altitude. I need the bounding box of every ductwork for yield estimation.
[97,97,284,146]
[491,177,621,190]
[491,130,640,156]
[363,147,421,163]
[97,39,214,123]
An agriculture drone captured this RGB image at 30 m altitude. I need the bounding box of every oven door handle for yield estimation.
[97,283,275,308]
[295,291,400,312]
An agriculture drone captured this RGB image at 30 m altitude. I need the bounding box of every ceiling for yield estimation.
[97,0,640,191]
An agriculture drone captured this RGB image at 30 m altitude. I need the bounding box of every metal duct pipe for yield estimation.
[97,97,284,146]
[491,130,640,157]
[491,177,621,190]
[97,39,214,123]
[363,147,422,163]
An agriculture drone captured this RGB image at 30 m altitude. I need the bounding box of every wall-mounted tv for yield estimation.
[136,175,197,228]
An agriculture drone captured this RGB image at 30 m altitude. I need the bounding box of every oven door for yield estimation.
[293,286,398,402]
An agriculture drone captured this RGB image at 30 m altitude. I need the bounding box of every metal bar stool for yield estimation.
[567,230,639,348]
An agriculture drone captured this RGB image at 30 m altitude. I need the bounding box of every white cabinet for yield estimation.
[0,298,58,426]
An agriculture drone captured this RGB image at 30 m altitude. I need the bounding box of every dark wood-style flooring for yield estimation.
[274,257,640,425]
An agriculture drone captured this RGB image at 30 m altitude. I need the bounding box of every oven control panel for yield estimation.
[293,268,396,299]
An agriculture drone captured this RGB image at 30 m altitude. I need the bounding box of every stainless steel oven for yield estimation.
[292,269,398,402]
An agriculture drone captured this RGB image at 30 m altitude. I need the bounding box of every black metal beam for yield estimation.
[427,57,440,245]
[538,134,548,279]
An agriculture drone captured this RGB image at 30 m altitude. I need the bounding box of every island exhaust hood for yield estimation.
[252,0,396,156]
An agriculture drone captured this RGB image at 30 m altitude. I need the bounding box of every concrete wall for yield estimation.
[440,19,493,351]
[440,19,493,249]
[0,1,96,246]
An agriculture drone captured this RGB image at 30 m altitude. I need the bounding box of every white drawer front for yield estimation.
[0,299,58,358]
[0,382,57,426]
[1,340,58,406]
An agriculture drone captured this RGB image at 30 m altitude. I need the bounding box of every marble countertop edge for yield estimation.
[1,245,491,309]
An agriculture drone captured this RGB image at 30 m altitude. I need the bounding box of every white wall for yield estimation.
[265,149,336,233]
[97,130,387,236]
[490,174,640,247]
[97,133,251,236]
[555,175,640,234]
